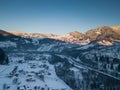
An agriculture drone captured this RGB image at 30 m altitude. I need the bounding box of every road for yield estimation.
[57,54,120,81]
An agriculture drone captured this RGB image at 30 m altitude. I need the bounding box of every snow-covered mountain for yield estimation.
[0,30,14,36]
[10,31,56,38]
[10,25,120,45]
[10,31,88,44]
[0,25,120,90]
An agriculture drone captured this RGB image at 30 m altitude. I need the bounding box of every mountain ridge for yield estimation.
[1,25,120,90]
[0,29,15,36]
[2,25,120,45]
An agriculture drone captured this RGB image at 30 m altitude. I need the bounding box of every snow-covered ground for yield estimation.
[0,58,72,90]
[0,41,16,47]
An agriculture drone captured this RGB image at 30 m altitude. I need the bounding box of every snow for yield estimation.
[37,44,64,52]
[0,41,16,47]
[44,65,71,89]
[37,44,53,51]
[25,40,30,43]
[70,67,79,72]
[0,59,72,90]
[32,38,39,45]
[98,40,113,45]
[77,44,94,50]
[95,31,101,34]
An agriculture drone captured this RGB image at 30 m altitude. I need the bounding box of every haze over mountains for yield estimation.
[6,25,120,45]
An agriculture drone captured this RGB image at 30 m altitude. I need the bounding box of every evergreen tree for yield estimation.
[118,64,120,72]
[110,63,113,70]
[0,48,9,64]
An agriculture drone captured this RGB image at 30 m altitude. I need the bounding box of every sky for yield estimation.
[0,0,120,35]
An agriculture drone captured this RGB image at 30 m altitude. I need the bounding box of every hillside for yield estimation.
[86,26,120,45]
[0,25,120,90]
[0,29,14,36]
[9,25,120,45]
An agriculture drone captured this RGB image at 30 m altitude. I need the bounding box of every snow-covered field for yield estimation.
[0,41,16,47]
[0,57,72,90]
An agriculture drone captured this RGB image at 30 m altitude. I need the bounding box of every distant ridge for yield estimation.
[0,29,15,36]
[10,31,57,38]
[2,25,120,45]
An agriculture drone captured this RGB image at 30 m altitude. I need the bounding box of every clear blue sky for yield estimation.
[0,0,120,34]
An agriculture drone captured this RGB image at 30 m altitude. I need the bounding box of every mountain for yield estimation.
[10,31,89,44]
[0,25,120,90]
[10,25,120,45]
[0,29,13,36]
[9,31,28,37]
[53,26,120,45]
[86,26,120,45]
[110,26,120,34]
[51,31,89,44]
[10,31,57,38]
[0,29,19,42]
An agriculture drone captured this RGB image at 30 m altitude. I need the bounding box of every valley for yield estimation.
[0,25,120,90]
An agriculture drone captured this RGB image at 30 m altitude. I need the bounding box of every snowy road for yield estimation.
[57,54,120,81]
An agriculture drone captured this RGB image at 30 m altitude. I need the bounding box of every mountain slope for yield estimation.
[0,29,14,36]
[10,31,57,38]
[0,29,19,42]
[0,26,120,90]
[9,25,120,45]
[51,31,89,44]
[86,26,120,41]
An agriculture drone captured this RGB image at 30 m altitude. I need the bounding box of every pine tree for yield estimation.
[118,64,120,72]
[110,63,113,70]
